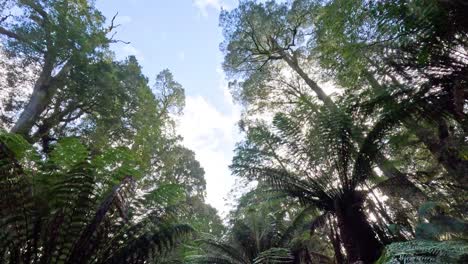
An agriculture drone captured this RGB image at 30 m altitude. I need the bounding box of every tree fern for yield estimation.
[0,133,193,263]
[188,202,333,264]
[231,102,428,262]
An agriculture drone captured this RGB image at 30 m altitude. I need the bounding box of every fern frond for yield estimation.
[377,240,468,264]
[0,136,193,264]
[253,248,294,264]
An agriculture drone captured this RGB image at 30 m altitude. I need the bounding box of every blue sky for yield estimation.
[96,0,240,215]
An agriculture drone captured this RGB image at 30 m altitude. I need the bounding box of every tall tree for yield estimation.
[1,2,218,263]
[0,0,114,136]
[230,99,432,262]
[219,0,431,204]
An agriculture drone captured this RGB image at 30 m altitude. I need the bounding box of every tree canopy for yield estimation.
[1,0,467,263]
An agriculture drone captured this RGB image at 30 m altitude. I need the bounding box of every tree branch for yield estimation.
[0,26,25,42]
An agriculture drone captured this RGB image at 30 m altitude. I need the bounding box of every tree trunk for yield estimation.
[328,218,345,264]
[280,52,427,206]
[10,56,55,138]
[10,84,51,137]
[11,60,71,138]
[281,53,335,108]
[334,192,382,264]
[413,119,467,186]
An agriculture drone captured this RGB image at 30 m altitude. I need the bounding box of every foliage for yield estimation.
[1,0,467,263]
[221,0,467,263]
[0,1,188,179]
[376,201,468,263]
[0,0,111,135]
[0,132,194,263]
[189,199,333,264]
[377,240,468,264]
[310,0,467,183]
[0,2,224,262]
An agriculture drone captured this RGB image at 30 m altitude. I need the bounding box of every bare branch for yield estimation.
[109,39,131,45]
[0,14,12,24]
[108,12,121,33]
[105,12,131,44]
[0,26,24,41]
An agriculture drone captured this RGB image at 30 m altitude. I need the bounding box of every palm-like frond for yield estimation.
[231,101,413,261]
[277,206,316,246]
[190,202,333,264]
[189,238,250,264]
[377,240,468,264]
[0,135,193,263]
[253,248,294,264]
[260,167,334,210]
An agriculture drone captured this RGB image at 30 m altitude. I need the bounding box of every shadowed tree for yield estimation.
[309,0,468,185]
[220,0,467,201]
[230,98,433,262]
[219,0,433,208]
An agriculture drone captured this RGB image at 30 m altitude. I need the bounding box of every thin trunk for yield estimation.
[10,68,53,137]
[281,52,334,108]
[334,193,382,264]
[11,60,71,138]
[327,217,344,264]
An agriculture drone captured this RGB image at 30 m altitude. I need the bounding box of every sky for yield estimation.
[95,0,240,216]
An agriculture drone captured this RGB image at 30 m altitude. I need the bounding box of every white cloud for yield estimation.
[115,44,144,61]
[192,0,224,16]
[177,70,241,217]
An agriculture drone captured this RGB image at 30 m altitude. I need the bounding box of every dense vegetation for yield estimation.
[0,0,466,263]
